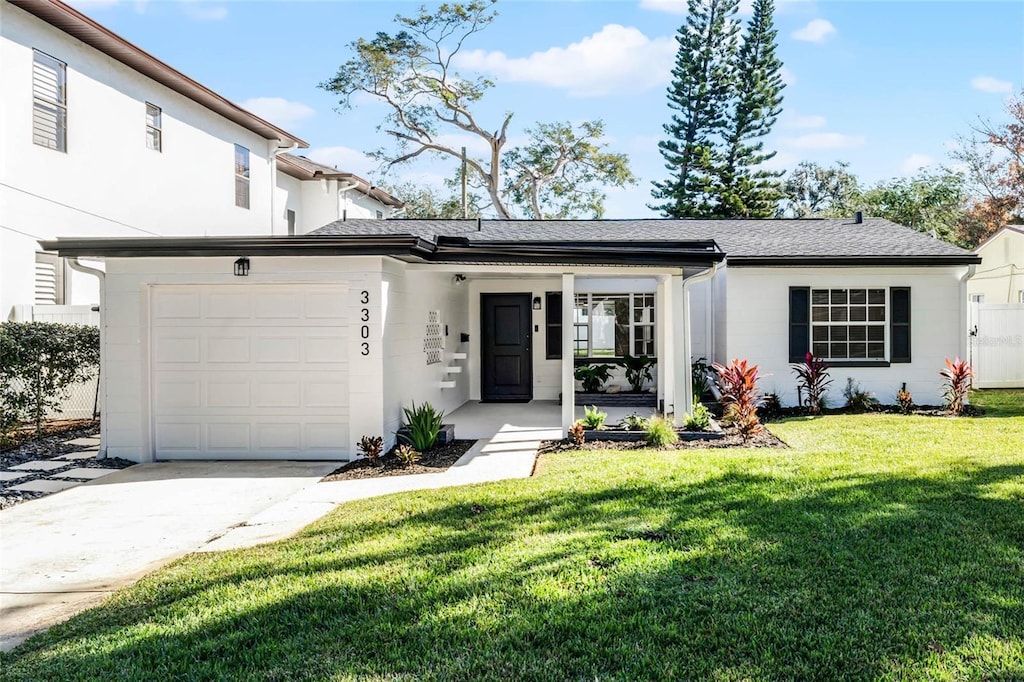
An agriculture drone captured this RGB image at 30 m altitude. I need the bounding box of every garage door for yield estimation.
[150,285,349,460]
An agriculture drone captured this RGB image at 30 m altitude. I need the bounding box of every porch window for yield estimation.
[573,293,656,358]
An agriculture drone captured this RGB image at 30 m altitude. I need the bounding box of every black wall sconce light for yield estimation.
[532,296,542,310]
[234,257,250,276]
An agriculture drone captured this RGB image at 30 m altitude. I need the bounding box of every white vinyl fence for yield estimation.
[969,302,1024,389]
[8,305,101,420]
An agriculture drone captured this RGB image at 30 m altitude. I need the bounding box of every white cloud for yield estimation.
[639,0,757,16]
[761,150,801,173]
[455,24,676,97]
[241,97,315,128]
[179,1,227,21]
[791,18,836,43]
[971,75,1012,94]
[785,113,826,129]
[784,132,866,150]
[303,146,376,177]
[900,153,934,173]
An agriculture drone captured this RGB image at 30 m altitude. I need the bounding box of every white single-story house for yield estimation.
[40,216,981,463]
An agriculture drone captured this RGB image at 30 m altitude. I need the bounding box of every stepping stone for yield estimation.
[64,437,100,447]
[0,471,29,482]
[9,460,67,471]
[49,467,118,481]
[55,451,98,461]
[9,479,79,493]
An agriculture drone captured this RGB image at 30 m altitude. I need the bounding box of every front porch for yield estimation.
[447,400,640,441]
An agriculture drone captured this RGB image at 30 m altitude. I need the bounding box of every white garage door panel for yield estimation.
[151,285,350,460]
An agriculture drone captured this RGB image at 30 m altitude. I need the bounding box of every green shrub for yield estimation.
[758,392,782,422]
[691,357,713,401]
[394,444,421,466]
[358,435,384,461]
[568,421,586,447]
[619,413,650,431]
[400,401,444,451]
[0,322,100,443]
[645,416,679,447]
[574,364,614,393]
[623,354,656,392]
[843,378,879,413]
[682,402,712,431]
[581,405,607,430]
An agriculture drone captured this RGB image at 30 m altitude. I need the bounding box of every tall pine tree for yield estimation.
[716,0,785,217]
[651,0,740,218]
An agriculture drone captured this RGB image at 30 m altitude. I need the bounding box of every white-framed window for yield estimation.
[573,293,656,358]
[145,103,162,151]
[234,144,250,209]
[32,50,67,152]
[811,288,886,361]
[970,294,985,304]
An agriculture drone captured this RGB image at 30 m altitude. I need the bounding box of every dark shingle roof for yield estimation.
[308,217,977,262]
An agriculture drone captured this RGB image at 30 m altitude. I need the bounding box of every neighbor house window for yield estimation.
[34,252,65,304]
[970,294,984,304]
[145,103,162,151]
[234,144,250,208]
[32,50,67,152]
[573,293,656,358]
[1018,290,1024,303]
[375,210,384,219]
[286,209,296,235]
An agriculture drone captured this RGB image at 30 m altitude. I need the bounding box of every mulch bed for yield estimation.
[1,419,100,455]
[759,404,984,421]
[322,439,477,481]
[540,425,786,454]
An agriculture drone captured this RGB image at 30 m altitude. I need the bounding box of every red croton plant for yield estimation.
[711,359,763,440]
[939,357,974,415]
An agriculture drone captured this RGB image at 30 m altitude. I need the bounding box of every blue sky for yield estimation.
[73,0,1023,217]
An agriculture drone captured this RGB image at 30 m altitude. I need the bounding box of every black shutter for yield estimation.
[890,287,911,363]
[789,287,810,363]
[545,292,562,359]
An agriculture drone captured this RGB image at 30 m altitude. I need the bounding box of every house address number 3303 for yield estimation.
[360,290,370,356]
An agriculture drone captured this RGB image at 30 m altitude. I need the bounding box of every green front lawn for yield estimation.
[3,391,1023,681]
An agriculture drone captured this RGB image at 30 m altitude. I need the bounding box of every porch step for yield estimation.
[445,366,463,374]
[439,381,457,389]
[572,392,658,408]
[449,352,468,360]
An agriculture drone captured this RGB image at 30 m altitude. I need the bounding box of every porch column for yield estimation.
[657,275,675,417]
[561,273,575,433]
[672,274,690,425]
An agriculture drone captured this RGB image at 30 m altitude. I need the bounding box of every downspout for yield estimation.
[336,180,358,221]
[960,263,977,379]
[679,261,720,416]
[67,257,107,459]
[269,140,299,235]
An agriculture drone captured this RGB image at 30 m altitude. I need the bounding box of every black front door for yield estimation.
[481,293,533,402]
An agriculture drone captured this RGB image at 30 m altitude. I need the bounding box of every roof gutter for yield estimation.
[727,255,983,267]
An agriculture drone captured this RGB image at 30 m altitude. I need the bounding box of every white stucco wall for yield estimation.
[381,263,470,445]
[968,229,1024,304]
[0,3,280,316]
[725,265,970,407]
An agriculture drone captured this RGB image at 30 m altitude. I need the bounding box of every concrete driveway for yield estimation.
[0,460,336,651]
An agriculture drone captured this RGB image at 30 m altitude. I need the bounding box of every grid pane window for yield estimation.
[234,144,250,209]
[32,50,66,151]
[573,293,657,358]
[811,288,886,360]
[146,103,162,151]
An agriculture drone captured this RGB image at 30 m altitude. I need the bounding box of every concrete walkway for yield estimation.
[0,411,552,651]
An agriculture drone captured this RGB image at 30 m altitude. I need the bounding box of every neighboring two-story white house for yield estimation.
[0,0,401,319]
